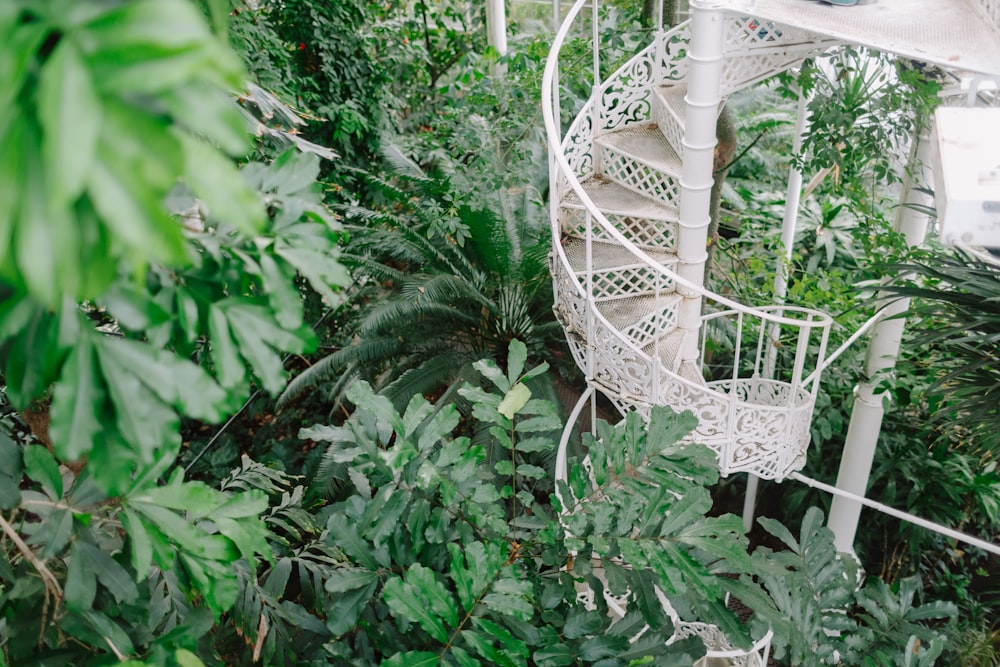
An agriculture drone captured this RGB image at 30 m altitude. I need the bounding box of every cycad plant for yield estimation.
[885,247,1000,451]
[279,146,568,411]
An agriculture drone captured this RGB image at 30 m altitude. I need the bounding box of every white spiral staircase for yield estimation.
[548,10,839,482]
[545,0,1000,483]
[544,1,1000,660]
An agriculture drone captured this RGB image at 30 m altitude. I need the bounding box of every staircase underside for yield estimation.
[743,0,1000,75]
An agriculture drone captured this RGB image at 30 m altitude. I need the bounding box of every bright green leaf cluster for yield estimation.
[0,0,265,306]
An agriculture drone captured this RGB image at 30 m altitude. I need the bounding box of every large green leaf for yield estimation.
[383,575,450,642]
[37,40,101,207]
[49,337,105,461]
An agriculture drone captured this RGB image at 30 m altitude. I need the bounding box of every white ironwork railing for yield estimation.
[544,0,833,481]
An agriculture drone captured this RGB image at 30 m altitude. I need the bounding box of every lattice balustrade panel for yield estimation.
[599,47,657,132]
[721,47,827,94]
[560,207,679,252]
[707,378,814,479]
[602,150,681,204]
[674,623,769,667]
[552,261,589,338]
[655,104,685,161]
[659,377,729,446]
[724,16,825,52]
[563,99,596,179]
[592,318,657,403]
[590,264,675,300]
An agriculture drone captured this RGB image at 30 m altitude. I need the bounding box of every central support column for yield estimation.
[827,130,932,553]
[676,1,726,362]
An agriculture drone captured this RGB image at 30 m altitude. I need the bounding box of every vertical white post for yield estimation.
[676,0,725,362]
[746,85,811,532]
[827,130,932,553]
[775,88,811,301]
[486,0,508,78]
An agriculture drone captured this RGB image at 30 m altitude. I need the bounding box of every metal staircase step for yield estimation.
[560,177,680,252]
[652,85,725,158]
[561,236,675,273]
[740,0,1000,76]
[597,293,683,349]
[595,125,683,205]
[562,177,677,220]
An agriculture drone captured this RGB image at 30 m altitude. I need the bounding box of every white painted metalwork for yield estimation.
[745,0,1000,75]
[827,130,934,551]
[793,473,1000,558]
[545,1,834,482]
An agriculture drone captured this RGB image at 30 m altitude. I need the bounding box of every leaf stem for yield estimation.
[0,511,63,646]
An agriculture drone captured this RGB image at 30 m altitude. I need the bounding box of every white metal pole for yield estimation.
[827,130,932,553]
[746,86,811,532]
[486,0,509,78]
[676,0,725,362]
[775,87,811,300]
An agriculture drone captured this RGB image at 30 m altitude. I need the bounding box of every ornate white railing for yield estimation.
[545,0,832,482]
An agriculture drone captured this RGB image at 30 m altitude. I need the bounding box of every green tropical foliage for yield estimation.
[279,148,566,410]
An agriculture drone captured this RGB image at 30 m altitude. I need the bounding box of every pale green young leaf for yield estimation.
[497,383,531,420]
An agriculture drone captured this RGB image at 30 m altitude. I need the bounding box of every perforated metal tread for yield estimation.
[652,84,725,127]
[738,0,1000,75]
[596,292,683,334]
[562,177,678,220]
[595,125,683,177]
[562,236,676,272]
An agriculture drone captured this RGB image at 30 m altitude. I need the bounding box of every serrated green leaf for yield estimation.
[48,338,104,462]
[121,508,153,580]
[325,568,379,594]
[379,651,439,667]
[383,576,450,642]
[506,339,527,384]
[406,563,460,628]
[177,130,263,234]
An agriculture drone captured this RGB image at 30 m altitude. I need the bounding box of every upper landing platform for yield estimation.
[733,0,1000,75]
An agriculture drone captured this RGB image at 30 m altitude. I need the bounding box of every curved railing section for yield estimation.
[544,0,834,482]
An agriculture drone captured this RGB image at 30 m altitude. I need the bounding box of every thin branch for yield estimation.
[0,511,63,646]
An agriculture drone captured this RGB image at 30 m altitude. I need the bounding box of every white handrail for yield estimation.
[790,472,1000,558]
